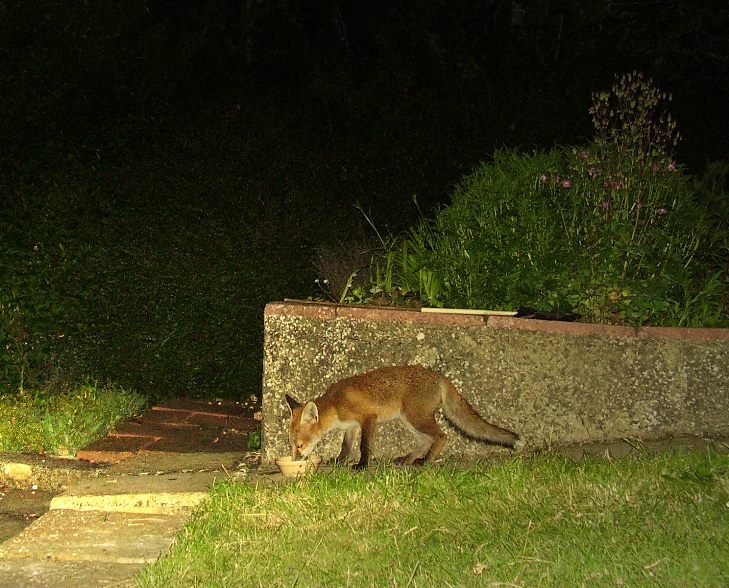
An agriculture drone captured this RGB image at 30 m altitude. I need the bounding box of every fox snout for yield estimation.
[291,438,314,460]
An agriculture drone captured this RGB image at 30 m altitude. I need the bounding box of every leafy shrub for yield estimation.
[542,72,723,325]
[0,382,147,455]
[545,146,717,325]
[367,73,726,326]
[0,234,89,392]
[396,148,570,311]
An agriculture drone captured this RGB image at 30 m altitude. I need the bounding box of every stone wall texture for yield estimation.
[261,301,729,464]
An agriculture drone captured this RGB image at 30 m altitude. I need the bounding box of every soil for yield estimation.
[0,485,54,544]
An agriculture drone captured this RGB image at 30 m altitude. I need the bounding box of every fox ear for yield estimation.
[285,394,302,414]
[301,401,319,424]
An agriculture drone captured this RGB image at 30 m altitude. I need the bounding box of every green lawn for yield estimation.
[138,449,729,587]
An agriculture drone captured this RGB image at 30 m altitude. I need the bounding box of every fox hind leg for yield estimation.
[395,415,447,465]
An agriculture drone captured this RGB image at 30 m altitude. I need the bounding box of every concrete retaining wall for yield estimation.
[261,300,729,464]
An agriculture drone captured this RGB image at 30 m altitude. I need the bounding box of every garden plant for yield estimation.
[352,73,727,327]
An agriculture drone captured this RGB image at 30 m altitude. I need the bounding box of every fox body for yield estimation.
[285,365,524,469]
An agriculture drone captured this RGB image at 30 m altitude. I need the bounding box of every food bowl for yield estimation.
[275,455,321,477]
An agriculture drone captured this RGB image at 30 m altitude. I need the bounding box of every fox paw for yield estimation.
[394,456,426,467]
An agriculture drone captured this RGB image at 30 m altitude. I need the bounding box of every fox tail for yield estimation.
[440,380,524,449]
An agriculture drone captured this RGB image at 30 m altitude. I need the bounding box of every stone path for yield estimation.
[0,398,263,588]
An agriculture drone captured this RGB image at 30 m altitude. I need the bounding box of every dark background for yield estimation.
[3,1,728,200]
[1,1,728,398]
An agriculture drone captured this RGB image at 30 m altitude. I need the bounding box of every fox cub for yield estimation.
[285,365,524,469]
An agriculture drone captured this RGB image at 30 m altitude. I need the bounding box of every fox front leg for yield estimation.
[354,416,377,470]
[334,427,358,464]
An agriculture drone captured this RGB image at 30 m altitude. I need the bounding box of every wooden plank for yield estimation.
[420,307,517,316]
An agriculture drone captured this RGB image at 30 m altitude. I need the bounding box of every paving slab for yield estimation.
[77,399,258,464]
[50,490,209,515]
[0,510,189,587]
[59,469,222,496]
[0,559,144,588]
[0,510,188,564]
[105,450,247,476]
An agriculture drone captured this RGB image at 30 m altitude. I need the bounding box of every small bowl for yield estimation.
[275,455,321,477]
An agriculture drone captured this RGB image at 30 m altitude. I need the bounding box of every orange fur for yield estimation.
[285,365,523,469]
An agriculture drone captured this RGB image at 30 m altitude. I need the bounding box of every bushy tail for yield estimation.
[440,380,524,449]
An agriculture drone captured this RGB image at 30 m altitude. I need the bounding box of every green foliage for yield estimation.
[547,73,724,325]
[0,382,147,455]
[412,149,569,311]
[0,231,89,392]
[367,73,726,326]
[546,149,717,326]
[245,429,261,450]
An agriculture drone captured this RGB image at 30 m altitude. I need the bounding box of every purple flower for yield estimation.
[656,207,669,216]
[561,179,573,189]
[588,166,598,177]
[539,174,548,183]
[579,150,589,161]
[667,161,677,172]
[599,200,610,210]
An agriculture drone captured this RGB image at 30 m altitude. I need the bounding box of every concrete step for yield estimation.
[0,510,188,587]
[0,510,188,564]
[49,470,223,514]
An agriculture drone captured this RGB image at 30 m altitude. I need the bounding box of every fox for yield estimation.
[285,364,524,469]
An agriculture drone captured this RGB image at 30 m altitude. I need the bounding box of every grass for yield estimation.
[138,449,729,587]
[0,382,147,456]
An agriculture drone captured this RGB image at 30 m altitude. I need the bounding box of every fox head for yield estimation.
[285,394,324,460]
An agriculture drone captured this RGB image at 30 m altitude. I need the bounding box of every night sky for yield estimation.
[3,1,728,178]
